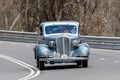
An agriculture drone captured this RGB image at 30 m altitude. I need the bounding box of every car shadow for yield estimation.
[42,64,82,71]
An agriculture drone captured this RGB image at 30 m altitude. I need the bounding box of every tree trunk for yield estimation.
[25,0,29,31]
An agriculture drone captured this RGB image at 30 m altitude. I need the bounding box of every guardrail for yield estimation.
[0,30,38,43]
[0,30,120,50]
[80,36,120,50]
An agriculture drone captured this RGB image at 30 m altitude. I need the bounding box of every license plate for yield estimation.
[54,53,60,58]
[61,54,68,58]
[49,53,60,58]
[49,53,54,57]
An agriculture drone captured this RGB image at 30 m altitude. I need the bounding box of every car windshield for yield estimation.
[45,25,77,34]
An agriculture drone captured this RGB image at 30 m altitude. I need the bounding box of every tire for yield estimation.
[39,61,45,70]
[33,48,36,59]
[36,56,39,68]
[82,60,88,68]
[34,53,36,59]
[76,61,81,66]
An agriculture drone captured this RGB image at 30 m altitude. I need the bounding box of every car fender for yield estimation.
[71,43,90,57]
[79,43,90,56]
[35,44,50,57]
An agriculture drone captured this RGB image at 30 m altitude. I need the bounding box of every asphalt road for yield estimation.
[0,41,120,80]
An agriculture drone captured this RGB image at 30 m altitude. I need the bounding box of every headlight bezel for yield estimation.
[49,41,55,47]
[72,40,79,47]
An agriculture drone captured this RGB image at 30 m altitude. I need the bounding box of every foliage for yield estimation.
[0,0,120,36]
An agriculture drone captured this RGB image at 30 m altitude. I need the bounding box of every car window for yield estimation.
[45,25,77,34]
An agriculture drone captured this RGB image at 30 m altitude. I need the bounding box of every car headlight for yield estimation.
[72,40,78,47]
[49,41,55,47]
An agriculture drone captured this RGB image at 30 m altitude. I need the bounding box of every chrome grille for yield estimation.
[57,37,70,56]
[64,38,69,56]
[57,37,63,54]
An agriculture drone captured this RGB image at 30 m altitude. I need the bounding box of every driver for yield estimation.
[64,30,70,33]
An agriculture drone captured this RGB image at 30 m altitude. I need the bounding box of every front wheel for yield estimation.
[76,61,81,66]
[33,48,36,59]
[82,60,88,68]
[39,61,45,70]
[36,56,39,68]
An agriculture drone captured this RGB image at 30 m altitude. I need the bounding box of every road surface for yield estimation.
[0,41,120,80]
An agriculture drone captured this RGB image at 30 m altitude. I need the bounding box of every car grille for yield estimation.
[57,37,70,56]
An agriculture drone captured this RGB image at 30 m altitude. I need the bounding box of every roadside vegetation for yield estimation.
[0,0,120,36]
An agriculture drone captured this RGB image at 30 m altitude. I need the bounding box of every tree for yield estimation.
[0,0,120,36]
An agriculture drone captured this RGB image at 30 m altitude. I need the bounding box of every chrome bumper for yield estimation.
[39,57,89,63]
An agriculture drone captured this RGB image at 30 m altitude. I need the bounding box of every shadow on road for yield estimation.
[42,64,82,71]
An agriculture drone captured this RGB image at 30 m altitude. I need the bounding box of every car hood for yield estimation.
[44,34,78,40]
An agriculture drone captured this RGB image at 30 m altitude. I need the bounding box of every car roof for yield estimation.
[40,21,80,27]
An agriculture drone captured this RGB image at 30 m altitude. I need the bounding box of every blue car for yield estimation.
[33,21,90,70]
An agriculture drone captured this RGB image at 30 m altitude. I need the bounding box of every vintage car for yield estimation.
[33,21,90,70]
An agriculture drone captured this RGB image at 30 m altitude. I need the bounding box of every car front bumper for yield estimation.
[39,57,89,63]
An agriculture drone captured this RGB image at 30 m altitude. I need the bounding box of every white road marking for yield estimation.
[0,54,40,80]
[99,58,105,61]
[114,61,119,63]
